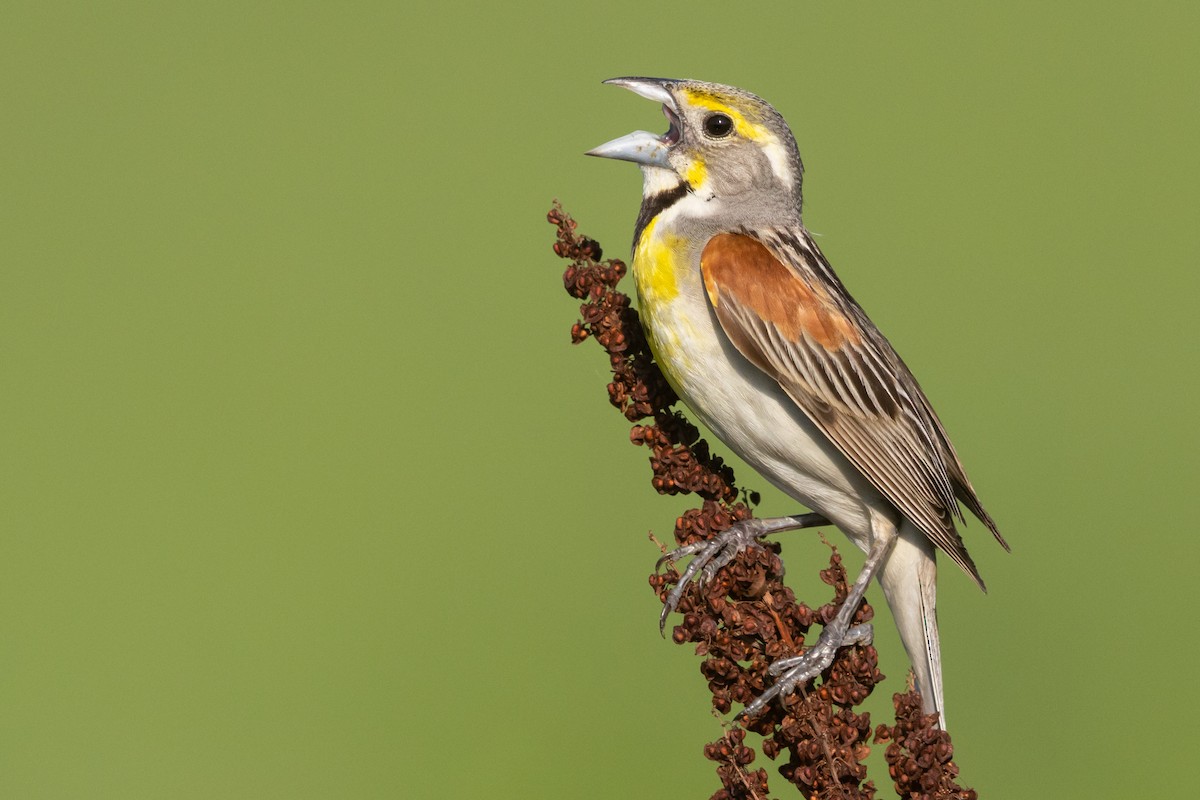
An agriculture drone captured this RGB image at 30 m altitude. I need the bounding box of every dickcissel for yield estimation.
[587,77,1008,726]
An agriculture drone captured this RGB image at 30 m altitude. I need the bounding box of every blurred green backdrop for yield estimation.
[2,1,1197,797]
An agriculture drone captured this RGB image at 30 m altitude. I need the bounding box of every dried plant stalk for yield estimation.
[549,201,975,800]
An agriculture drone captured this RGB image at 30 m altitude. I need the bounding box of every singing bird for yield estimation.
[587,78,1008,726]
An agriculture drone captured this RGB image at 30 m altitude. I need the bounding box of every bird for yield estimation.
[586,77,1008,727]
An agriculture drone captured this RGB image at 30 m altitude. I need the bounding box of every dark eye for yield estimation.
[704,113,734,138]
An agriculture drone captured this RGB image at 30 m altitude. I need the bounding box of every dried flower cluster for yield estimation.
[549,201,976,799]
[874,694,978,800]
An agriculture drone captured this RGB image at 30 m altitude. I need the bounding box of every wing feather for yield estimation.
[701,231,1003,587]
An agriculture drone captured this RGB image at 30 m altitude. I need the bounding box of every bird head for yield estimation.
[587,77,804,212]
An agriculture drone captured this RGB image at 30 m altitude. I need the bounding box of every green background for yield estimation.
[2,1,1196,797]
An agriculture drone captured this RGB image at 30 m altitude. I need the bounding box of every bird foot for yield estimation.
[736,621,873,720]
[655,518,774,635]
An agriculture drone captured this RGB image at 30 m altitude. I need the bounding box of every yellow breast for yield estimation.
[632,217,696,395]
[632,217,682,306]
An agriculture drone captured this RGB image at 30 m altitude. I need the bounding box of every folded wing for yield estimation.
[700,232,1007,588]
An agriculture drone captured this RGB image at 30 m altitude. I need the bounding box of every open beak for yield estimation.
[585,77,681,168]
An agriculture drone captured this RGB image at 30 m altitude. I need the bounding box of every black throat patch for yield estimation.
[632,181,690,249]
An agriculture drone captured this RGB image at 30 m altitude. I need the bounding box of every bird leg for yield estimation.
[656,512,829,634]
[737,527,898,720]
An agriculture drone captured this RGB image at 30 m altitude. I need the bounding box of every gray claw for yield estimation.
[736,622,874,721]
[736,685,779,721]
[767,621,874,678]
[655,520,770,635]
[655,540,708,571]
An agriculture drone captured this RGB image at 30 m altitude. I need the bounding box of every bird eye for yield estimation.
[704,113,734,138]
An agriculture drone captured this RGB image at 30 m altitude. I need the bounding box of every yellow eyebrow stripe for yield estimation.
[681,88,769,141]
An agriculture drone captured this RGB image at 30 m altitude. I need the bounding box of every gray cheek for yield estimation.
[719,162,761,196]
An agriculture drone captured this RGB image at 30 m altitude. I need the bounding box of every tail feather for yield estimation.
[877,524,945,728]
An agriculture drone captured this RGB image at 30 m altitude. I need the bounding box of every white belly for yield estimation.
[635,249,885,549]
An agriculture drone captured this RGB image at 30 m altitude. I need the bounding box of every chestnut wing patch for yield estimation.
[700,232,985,587]
[702,234,860,351]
